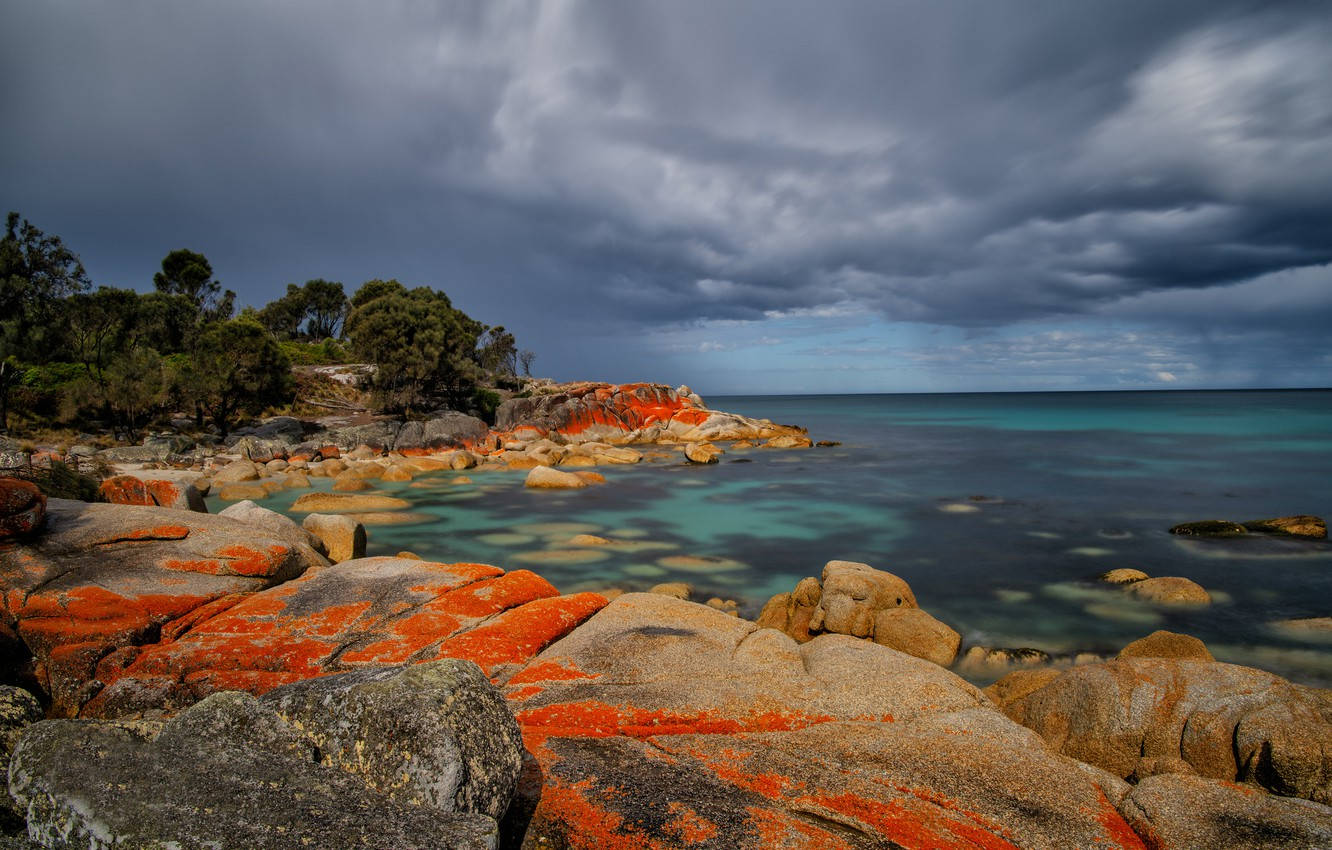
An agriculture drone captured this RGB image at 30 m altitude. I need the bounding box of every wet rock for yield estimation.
[761,434,813,448]
[1117,630,1214,661]
[1244,515,1327,540]
[503,593,1145,849]
[0,499,326,717]
[289,492,410,512]
[301,513,367,563]
[331,473,373,491]
[0,479,45,540]
[1100,568,1149,585]
[450,450,479,470]
[524,466,587,489]
[9,666,506,849]
[684,442,722,464]
[1124,576,1212,606]
[998,655,1332,804]
[1119,773,1332,850]
[568,533,611,546]
[1169,520,1248,537]
[282,471,311,489]
[815,440,841,447]
[85,557,606,718]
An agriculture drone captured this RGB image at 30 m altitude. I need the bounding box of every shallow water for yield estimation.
[211,389,1332,687]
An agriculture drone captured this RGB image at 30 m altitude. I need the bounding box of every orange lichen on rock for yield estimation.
[82,559,607,718]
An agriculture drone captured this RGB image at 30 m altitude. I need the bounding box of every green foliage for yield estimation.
[472,388,502,424]
[259,279,347,341]
[30,460,101,502]
[154,249,234,323]
[103,347,166,441]
[1,211,92,364]
[183,318,294,437]
[345,280,483,413]
[278,338,350,366]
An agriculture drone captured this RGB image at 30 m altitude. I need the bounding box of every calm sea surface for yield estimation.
[211,389,1332,686]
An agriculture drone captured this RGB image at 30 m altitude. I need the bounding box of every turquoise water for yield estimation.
[211,389,1332,686]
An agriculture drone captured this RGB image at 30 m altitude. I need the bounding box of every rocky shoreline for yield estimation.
[0,383,1331,847]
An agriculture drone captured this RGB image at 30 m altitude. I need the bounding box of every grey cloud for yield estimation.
[2,0,1330,383]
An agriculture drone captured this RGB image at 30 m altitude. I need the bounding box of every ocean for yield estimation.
[213,389,1332,687]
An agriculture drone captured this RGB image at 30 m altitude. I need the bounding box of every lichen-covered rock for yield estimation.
[1244,515,1327,540]
[0,479,44,540]
[503,593,1145,849]
[1118,773,1332,850]
[8,669,504,849]
[1117,630,1214,662]
[998,656,1332,805]
[262,659,523,820]
[98,474,207,513]
[85,557,607,718]
[0,686,43,830]
[495,382,805,446]
[0,499,326,717]
[300,513,366,563]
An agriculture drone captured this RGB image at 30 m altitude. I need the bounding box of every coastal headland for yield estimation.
[1,383,1330,848]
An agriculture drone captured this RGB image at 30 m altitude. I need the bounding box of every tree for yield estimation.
[130,292,198,355]
[1,211,92,362]
[103,347,165,441]
[257,283,307,339]
[65,287,141,386]
[153,249,235,323]
[0,358,21,433]
[183,318,293,437]
[345,280,482,413]
[302,279,346,340]
[519,349,536,377]
[477,325,517,377]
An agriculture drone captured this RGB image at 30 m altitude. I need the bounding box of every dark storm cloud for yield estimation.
[2,0,1330,359]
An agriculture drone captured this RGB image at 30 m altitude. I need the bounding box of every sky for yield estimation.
[2,0,1330,395]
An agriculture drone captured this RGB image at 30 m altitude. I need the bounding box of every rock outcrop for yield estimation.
[995,655,1332,804]
[301,513,367,563]
[1244,515,1328,540]
[97,473,207,513]
[9,661,515,849]
[495,382,806,445]
[84,557,607,718]
[0,499,327,717]
[1117,773,1332,849]
[756,561,961,667]
[502,593,1145,849]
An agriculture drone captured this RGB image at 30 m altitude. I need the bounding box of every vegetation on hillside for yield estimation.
[0,211,535,441]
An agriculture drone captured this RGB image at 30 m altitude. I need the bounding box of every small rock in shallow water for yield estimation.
[1100,568,1149,585]
[937,502,980,513]
[1124,576,1212,607]
[1169,519,1248,537]
[1243,515,1327,540]
[650,582,692,600]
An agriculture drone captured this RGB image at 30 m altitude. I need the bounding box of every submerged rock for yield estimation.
[1100,568,1149,585]
[289,492,410,512]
